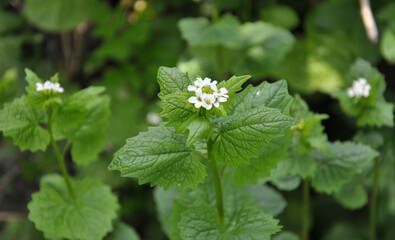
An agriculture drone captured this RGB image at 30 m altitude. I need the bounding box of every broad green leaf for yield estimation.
[233,131,292,185]
[311,141,378,194]
[186,117,211,146]
[54,86,106,137]
[153,187,180,236]
[334,180,367,210]
[260,5,299,30]
[157,67,191,98]
[230,80,293,115]
[353,131,384,150]
[270,175,301,191]
[277,147,317,179]
[178,14,240,48]
[234,22,295,78]
[213,106,296,167]
[273,231,300,240]
[245,184,287,216]
[24,0,96,31]
[0,96,49,152]
[106,222,140,240]
[332,59,394,127]
[24,69,62,110]
[28,174,118,240]
[160,92,196,133]
[169,172,281,240]
[69,95,110,165]
[109,125,206,191]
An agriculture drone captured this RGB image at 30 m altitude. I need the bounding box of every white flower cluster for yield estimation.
[36,81,64,93]
[347,78,371,98]
[187,77,229,110]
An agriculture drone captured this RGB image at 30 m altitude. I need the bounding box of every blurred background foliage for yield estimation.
[0,0,394,239]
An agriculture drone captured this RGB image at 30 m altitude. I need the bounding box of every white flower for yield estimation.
[347,78,371,98]
[52,82,64,93]
[36,80,64,94]
[187,76,228,110]
[202,93,215,110]
[188,88,205,108]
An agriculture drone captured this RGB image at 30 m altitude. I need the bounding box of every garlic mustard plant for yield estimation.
[347,78,371,98]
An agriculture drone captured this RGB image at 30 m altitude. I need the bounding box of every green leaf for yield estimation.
[334,180,368,210]
[186,117,211,147]
[24,69,62,110]
[28,174,119,240]
[213,106,297,167]
[109,125,206,191]
[178,14,240,48]
[233,131,292,185]
[160,92,196,133]
[54,86,106,137]
[106,222,140,240]
[24,0,96,31]
[157,67,191,99]
[153,187,180,236]
[260,5,299,30]
[311,141,378,194]
[332,59,394,127]
[381,22,395,63]
[245,184,287,216]
[234,22,295,78]
[230,80,293,115]
[217,75,250,97]
[69,95,110,165]
[277,147,317,179]
[0,96,49,152]
[169,172,281,240]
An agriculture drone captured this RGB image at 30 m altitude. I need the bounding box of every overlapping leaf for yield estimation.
[0,96,49,152]
[311,141,378,194]
[28,174,118,240]
[109,125,206,191]
[169,173,281,240]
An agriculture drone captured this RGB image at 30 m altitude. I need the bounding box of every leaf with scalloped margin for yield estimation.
[311,141,378,194]
[213,106,297,167]
[28,174,118,240]
[157,67,191,99]
[109,125,206,191]
[0,96,49,152]
[169,172,281,240]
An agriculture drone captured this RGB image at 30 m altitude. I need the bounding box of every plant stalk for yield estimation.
[370,157,380,240]
[208,140,225,230]
[302,178,310,240]
[46,108,75,202]
[213,0,221,23]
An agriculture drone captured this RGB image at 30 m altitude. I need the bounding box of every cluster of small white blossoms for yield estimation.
[347,78,371,98]
[36,81,64,93]
[187,77,229,110]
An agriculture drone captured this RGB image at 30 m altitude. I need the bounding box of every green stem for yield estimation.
[46,108,75,202]
[207,140,225,230]
[370,157,380,240]
[213,0,221,23]
[302,178,310,240]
